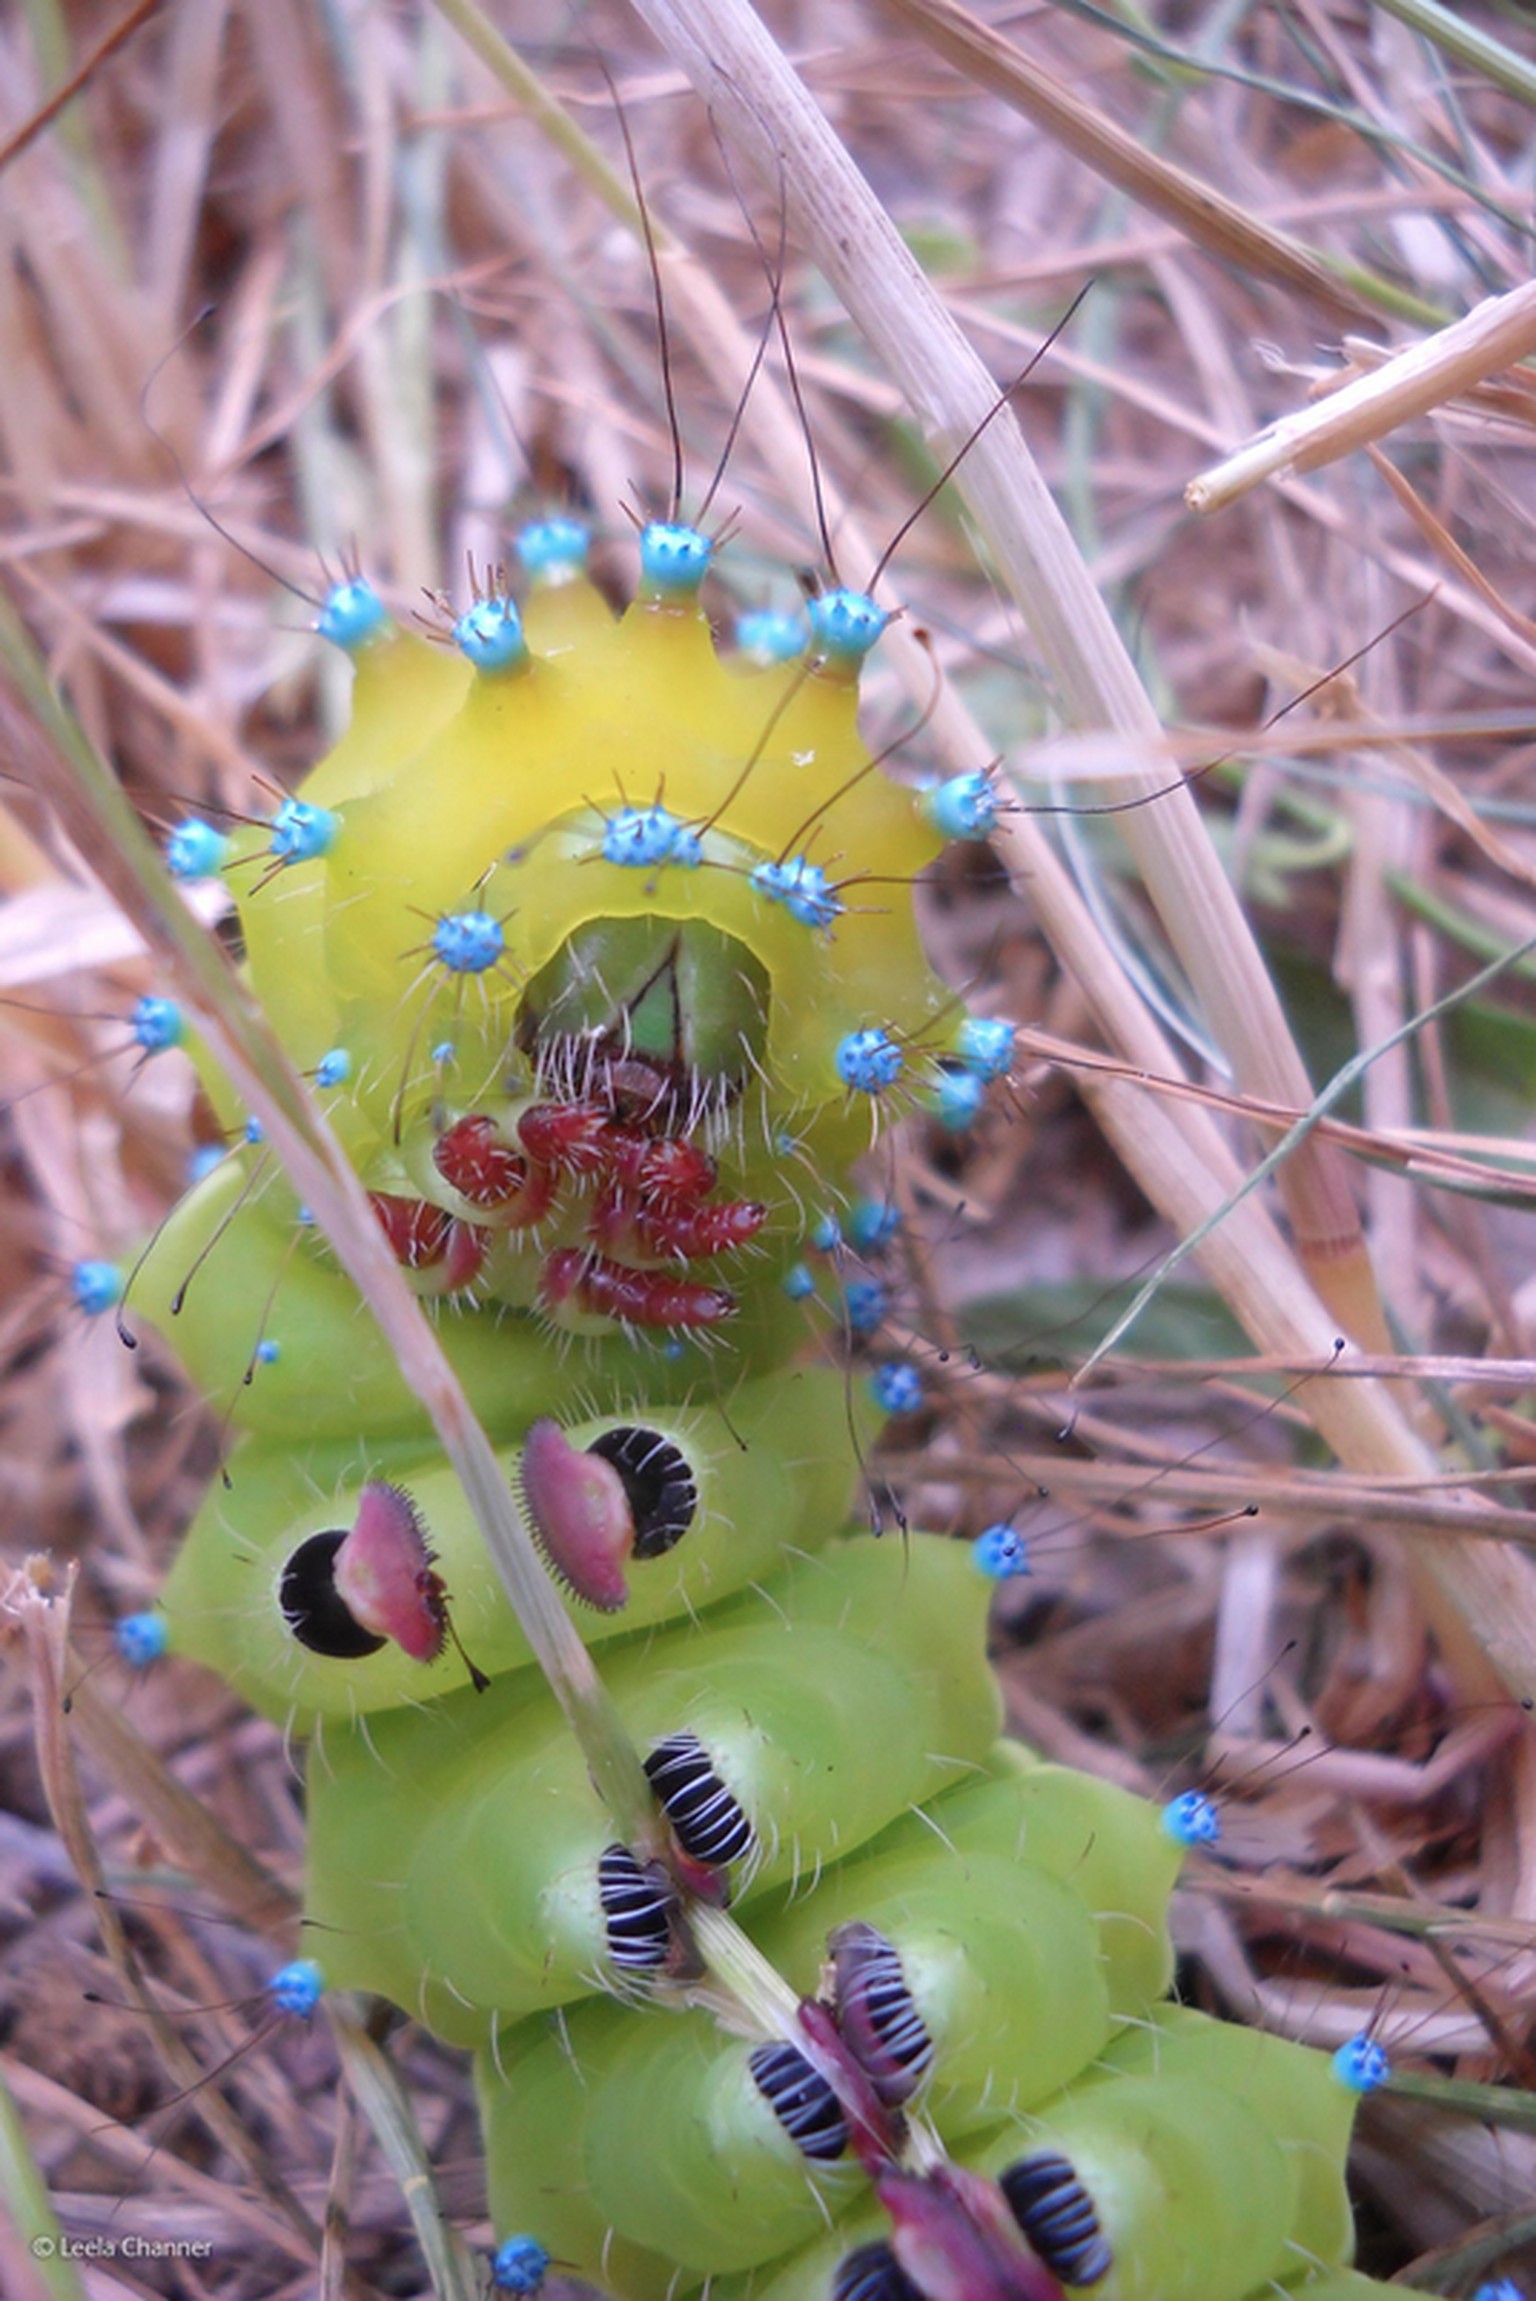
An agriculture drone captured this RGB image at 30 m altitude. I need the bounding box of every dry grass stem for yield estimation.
[1190,278,1536,512]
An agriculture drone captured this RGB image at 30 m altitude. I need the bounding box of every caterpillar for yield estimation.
[10,7,1530,2299]
[75,523,1402,2301]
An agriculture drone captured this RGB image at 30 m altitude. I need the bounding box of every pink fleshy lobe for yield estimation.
[369,1190,450,1269]
[540,1247,735,1329]
[439,1218,490,1292]
[797,1997,904,2170]
[333,1482,447,1663]
[521,1417,634,1612]
[433,1115,558,1228]
[516,1099,614,1178]
[878,2165,1065,2301]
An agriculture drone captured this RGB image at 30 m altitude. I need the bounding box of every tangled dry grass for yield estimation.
[4,1,1536,2295]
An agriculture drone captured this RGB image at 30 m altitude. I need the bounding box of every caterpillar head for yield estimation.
[130,542,1017,1445]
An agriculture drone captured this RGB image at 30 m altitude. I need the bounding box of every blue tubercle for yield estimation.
[808,588,888,661]
[956,1016,1016,1082]
[1332,2034,1390,2095]
[1472,2284,1524,2301]
[871,1361,924,1416]
[516,517,590,581]
[923,769,999,841]
[809,1214,843,1253]
[132,995,185,1054]
[736,608,808,665]
[928,1065,985,1132]
[244,1115,265,1145]
[317,578,389,652]
[752,856,843,931]
[847,1198,901,1254]
[268,1958,325,2018]
[165,817,232,880]
[782,1263,817,1302]
[601,804,702,870]
[491,2235,551,2295]
[432,1041,457,1066]
[640,522,713,594]
[973,1524,1030,1580]
[269,799,339,865]
[1162,1790,1221,1848]
[836,1028,904,1095]
[315,1047,351,1088]
[255,1338,281,1365]
[432,911,505,974]
[114,1612,168,1668]
[71,1260,123,1316]
[844,1279,889,1334]
[455,595,527,675]
[187,1143,228,1184]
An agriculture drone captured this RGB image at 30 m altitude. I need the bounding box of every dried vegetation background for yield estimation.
[3,0,1536,2295]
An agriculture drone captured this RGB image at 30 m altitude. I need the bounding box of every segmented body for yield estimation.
[109,531,1390,2301]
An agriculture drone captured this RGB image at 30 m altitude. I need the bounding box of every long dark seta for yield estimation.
[747,2041,849,2162]
[596,1845,677,1973]
[587,1426,699,1558]
[643,1732,754,1867]
[832,2241,923,2301]
[999,2151,1114,2287]
[828,1921,934,2106]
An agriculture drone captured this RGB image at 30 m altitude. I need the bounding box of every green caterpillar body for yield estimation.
[687,2011,1358,2301]
[159,1367,857,1721]
[111,538,1396,2301]
[305,1533,1001,2038]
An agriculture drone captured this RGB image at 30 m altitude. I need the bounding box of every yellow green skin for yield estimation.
[1279,2281,1406,2300]
[474,1855,1115,2293]
[126,568,1374,2301]
[864,1751,1185,2025]
[499,2050,1331,2301]
[228,627,473,1073]
[316,595,941,1026]
[472,1750,1182,2297]
[725,2061,1308,2301]
[157,1365,860,1724]
[484,2002,866,2291]
[133,579,955,1432]
[1096,2006,1358,2273]
[966,2077,1295,2301]
[127,1156,816,1447]
[750,1850,1115,2133]
[472,1785,1351,2301]
[303,1534,1001,2044]
[222,583,951,1191]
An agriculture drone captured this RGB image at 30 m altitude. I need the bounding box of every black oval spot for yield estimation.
[587,1426,698,1558]
[278,1530,386,1659]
